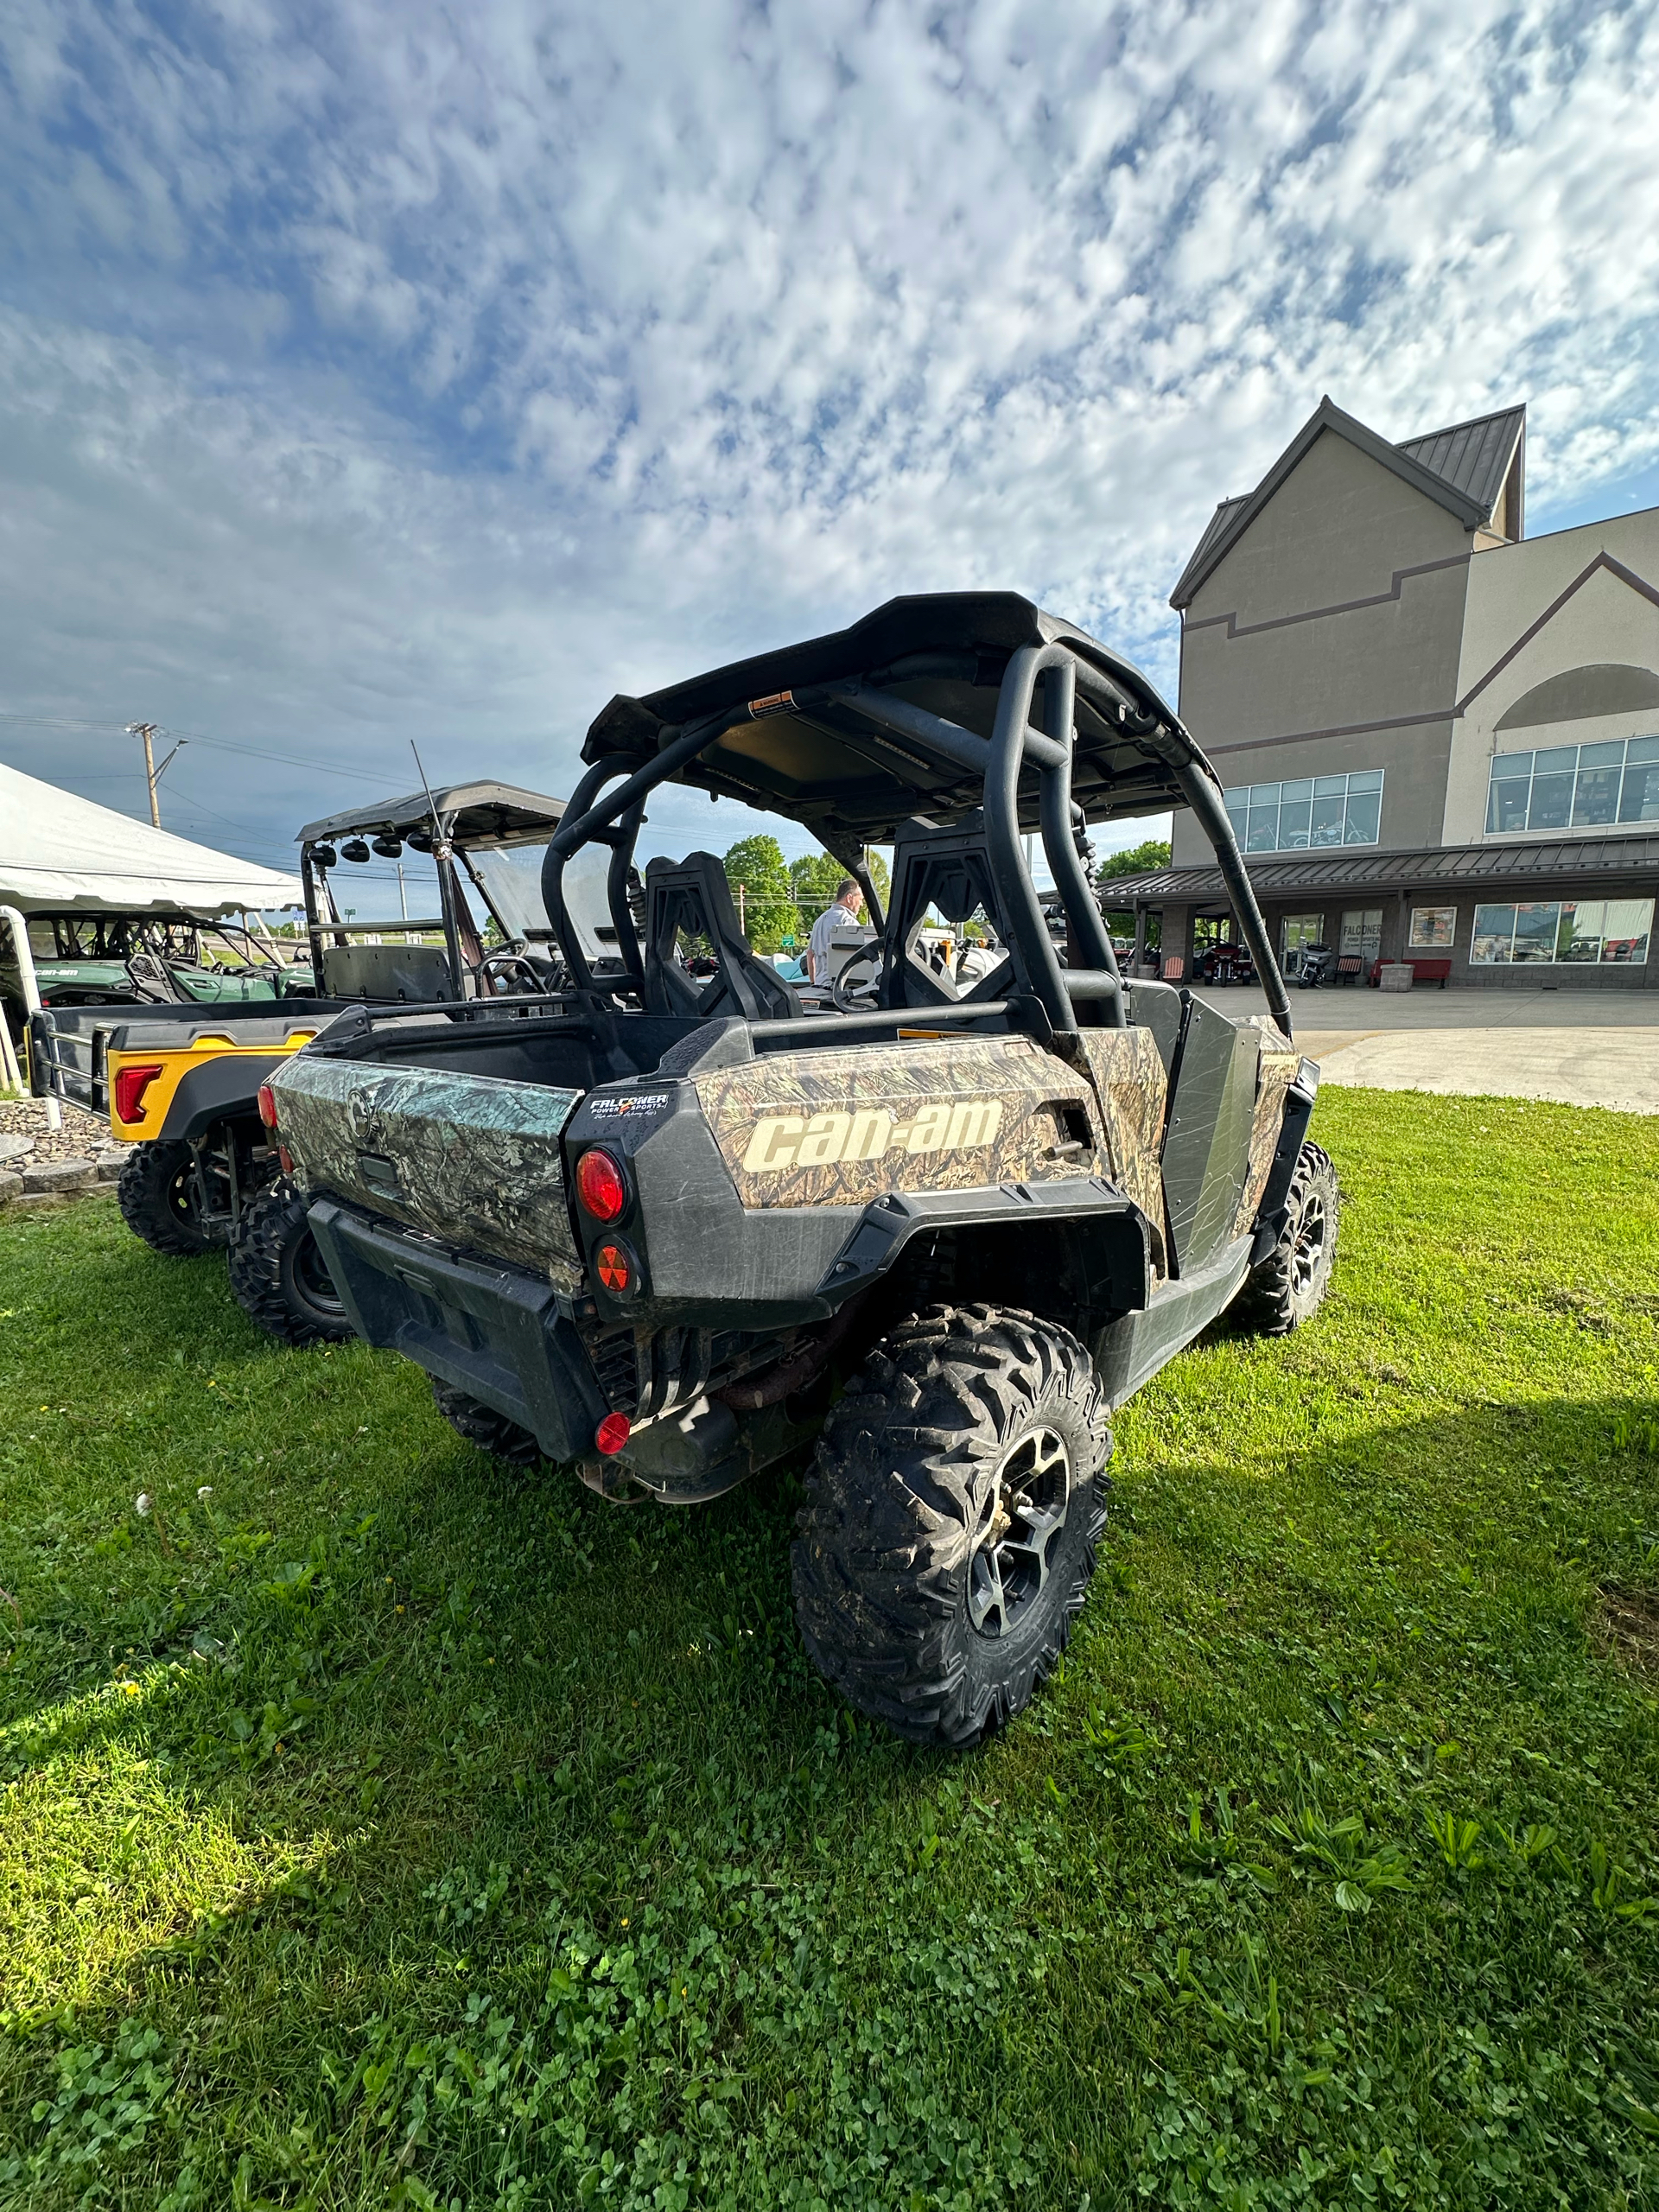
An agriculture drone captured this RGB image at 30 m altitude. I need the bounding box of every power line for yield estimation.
[0,711,416,785]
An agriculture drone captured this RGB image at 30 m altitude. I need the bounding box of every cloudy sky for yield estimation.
[2,0,1657,909]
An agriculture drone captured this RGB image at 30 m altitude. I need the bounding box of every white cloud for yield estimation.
[0,0,1656,883]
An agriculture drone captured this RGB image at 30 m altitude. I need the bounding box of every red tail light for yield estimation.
[575,1147,627,1223]
[257,1083,278,1129]
[594,1411,632,1456]
[113,1064,165,1125]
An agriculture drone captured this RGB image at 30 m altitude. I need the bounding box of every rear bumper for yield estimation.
[307,1198,609,1464]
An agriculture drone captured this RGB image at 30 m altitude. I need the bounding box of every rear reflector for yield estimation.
[595,1242,633,1294]
[257,1083,278,1129]
[113,1064,165,1125]
[594,1411,632,1457]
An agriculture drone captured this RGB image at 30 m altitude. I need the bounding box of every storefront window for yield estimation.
[1339,908,1382,963]
[1485,734,1659,834]
[1224,771,1384,852]
[1281,913,1325,961]
[1469,899,1654,964]
[1408,906,1456,949]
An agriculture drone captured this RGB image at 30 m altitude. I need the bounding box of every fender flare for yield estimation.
[817,1175,1154,1317]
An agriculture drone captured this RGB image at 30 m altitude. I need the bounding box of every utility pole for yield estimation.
[129,724,162,826]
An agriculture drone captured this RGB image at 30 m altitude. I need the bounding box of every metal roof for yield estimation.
[1170,397,1527,610]
[297,782,568,847]
[1396,406,1524,524]
[1097,833,1659,905]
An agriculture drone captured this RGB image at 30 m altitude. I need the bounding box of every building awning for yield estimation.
[1101,833,1659,905]
[0,761,302,916]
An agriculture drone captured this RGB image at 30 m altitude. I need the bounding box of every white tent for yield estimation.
[0,761,302,916]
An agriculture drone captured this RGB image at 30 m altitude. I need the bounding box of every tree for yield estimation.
[722,835,800,953]
[790,848,892,925]
[1096,837,1172,888]
[1096,836,1170,952]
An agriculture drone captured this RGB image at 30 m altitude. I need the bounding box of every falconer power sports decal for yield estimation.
[589,1093,671,1119]
[741,1096,1005,1175]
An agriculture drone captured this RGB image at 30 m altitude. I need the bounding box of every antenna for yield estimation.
[410,742,448,856]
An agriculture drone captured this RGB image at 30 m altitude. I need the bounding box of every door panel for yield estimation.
[1160,997,1262,1274]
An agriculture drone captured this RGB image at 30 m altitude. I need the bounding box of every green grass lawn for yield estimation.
[1,1088,1656,2211]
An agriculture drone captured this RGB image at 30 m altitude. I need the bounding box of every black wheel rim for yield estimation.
[1292,1192,1327,1298]
[968,1424,1071,1637]
[294,1230,345,1317]
[167,1165,200,1226]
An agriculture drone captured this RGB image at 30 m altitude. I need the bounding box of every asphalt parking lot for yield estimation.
[1189,983,1659,1114]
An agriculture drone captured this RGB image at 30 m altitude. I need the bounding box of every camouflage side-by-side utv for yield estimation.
[260,594,1338,1745]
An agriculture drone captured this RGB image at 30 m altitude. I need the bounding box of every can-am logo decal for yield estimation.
[741,1098,1005,1175]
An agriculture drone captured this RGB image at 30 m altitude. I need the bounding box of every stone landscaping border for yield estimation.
[0,1135,126,1210]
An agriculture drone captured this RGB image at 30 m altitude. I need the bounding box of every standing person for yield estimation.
[807,878,864,984]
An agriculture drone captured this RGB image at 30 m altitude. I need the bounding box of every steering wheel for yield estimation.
[476,951,549,996]
[830,945,882,1013]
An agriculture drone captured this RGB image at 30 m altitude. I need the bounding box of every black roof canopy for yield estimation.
[298,782,567,849]
[580,592,1194,842]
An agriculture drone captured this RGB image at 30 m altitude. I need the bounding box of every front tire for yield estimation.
[430,1380,543,1466]
[792,1305,1110,1747]
[1236,1140,1338,1335]
[226,1178,353,1346]
[117,1140,220,1256]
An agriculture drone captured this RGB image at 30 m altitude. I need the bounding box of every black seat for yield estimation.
[641,854,801,1023]
[878,814,1017,1009]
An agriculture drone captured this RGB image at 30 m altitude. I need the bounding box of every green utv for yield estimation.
[264,594,1338,1745]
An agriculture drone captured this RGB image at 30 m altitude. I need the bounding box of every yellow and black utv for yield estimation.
[30,782,612,1344]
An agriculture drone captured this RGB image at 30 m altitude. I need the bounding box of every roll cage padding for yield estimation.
[641,854,802,1023]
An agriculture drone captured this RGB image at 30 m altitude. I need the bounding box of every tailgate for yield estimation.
[271,1053,586,1287]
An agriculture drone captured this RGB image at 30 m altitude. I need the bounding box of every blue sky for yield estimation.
[2,0,1657,912]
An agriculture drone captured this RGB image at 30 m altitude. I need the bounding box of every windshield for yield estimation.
[469,841,553,940]
[469,839,614,959]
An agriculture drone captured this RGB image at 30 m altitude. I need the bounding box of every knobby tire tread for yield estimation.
[1236,1140,1339,1337]
[227,1179,353,1347]
[792,1303,1110,1749]
[430,1380,543,1466]
[117,1140,219,1258]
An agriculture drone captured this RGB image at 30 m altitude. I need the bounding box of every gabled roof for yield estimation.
[1396,405,1524,521]
[1170,396,1527,610]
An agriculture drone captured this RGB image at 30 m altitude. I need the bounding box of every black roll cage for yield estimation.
[541,639,1293,1044]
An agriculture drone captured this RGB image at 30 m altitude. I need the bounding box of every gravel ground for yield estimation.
[0,1096,125,1197]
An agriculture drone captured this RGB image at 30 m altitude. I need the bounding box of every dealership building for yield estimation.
[1114,396,1659,988]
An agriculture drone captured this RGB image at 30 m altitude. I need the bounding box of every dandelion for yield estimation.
[135,1493,151,1516]
[119,1681,140,1697]
[196,1485,213,1503]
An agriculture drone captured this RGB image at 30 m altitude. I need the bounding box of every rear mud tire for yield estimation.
[117,1139,220,1257]
[1236,1140,1339,1336]
[430,1380,543,1467]
[792,1305,1111,1748]
[226,1179,353,1346]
